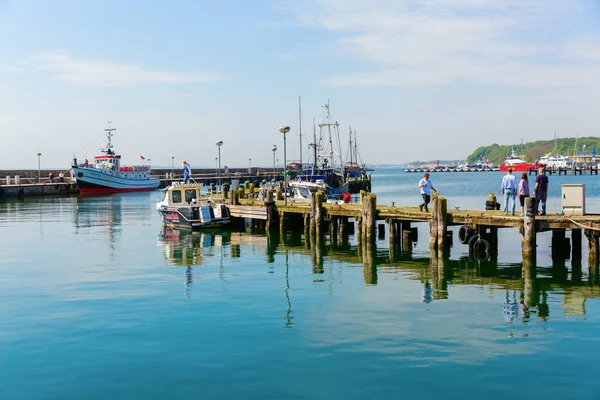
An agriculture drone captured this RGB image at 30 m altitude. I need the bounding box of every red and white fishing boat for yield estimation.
[498,149,544,172]
[72,124,160,194]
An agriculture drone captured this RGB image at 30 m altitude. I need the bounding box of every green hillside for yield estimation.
[467,137,600,164]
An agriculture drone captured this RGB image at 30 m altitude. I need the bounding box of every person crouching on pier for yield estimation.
[418,173,436,212]
[517,172,530,217]
[501,168,517,215]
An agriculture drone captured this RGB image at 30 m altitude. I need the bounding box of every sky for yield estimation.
[2,0,600,168]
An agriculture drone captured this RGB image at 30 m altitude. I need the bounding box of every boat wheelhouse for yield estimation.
[156,182,230,230]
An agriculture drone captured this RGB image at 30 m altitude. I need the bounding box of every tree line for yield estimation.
[466,137,600,164]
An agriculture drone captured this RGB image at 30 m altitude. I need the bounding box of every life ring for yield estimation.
[458,225,474,244]
[468,234,491,261]
[340,192,351,203]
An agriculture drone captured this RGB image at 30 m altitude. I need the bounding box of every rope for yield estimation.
[72,132,106,156]
[566,217,600,231]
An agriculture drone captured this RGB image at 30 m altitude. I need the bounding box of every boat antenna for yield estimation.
[299,96,302,165]
[104,121,116,154]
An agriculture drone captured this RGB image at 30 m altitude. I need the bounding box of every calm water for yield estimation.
[2,169,600,399]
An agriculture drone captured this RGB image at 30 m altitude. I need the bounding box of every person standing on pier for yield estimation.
[501,168,517,215]
[182,160,192,184]
[517,172,530,217]
[418,173,437,212]
[533,167,549,215]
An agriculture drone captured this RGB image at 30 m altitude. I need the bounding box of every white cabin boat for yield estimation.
[156,182,230,229]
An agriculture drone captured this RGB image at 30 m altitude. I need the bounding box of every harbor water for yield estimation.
[2,168,600,399]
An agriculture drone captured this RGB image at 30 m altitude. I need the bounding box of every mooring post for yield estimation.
[304,213,310,240]
[265,190,278,232]
[429,195,439,250]
[437,195,447,254]
[315,190,325,237]
[522,197,537,265]
[361,193,377,243]
[339,217,348,241]
[362,243,377,285]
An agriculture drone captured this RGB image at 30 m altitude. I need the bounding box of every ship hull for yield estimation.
[499,163,541,172]
[74,167,160,194]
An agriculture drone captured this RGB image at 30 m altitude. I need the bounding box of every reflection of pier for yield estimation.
[225,190,600,278]
[157,226,600,321]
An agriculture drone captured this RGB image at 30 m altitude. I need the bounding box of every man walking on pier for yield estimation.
[182,160,192,184]
[533,167,549,215]
[418,173,436,212]
[501,168,517,215]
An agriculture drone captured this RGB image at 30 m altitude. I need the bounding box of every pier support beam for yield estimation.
[265,190,278,232]
[401,222,412,252]
[572,229,582,263]
[330,216,338,245]
[585,229,599,276]
[522,197,537,265]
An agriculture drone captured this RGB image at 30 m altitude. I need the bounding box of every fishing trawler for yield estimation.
[72,124,160,194]
[156,182,230,230]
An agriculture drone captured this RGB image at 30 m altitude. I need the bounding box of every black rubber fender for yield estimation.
[468,234,491,261]
[458,225,474,244]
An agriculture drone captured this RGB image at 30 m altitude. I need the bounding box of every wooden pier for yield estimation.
[222,188,600,275]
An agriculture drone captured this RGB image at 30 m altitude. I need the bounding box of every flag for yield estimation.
[140,155,145,160]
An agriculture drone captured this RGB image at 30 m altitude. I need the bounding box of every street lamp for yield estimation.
[279,125,290,205]
[249,158,252,174]
[171,156,174,176]
[216,140,223,190]
[37,153,41,183]
[271,145,277,170]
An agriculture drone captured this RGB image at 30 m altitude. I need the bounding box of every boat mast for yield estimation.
[312,118,317,172]
[354,129,358,165]
[348,126,353,165]
[104,121,116,154]
[298,96,302,165]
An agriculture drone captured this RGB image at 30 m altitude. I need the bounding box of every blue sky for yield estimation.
[2,0,600,169]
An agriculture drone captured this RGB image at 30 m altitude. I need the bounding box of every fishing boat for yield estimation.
[288,101,349,194]
[156,182,230,229]
[498,149,542,172]
[289,179,351,205]
[72,124,160,194]
[537,132,572,169]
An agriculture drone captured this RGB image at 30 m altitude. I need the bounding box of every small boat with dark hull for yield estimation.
[72,124,160,194]
[156,182,230,230]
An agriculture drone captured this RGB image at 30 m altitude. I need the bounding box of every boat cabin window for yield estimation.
[296,187,311,199]
[171,190,182,203]
[185,189,197,203]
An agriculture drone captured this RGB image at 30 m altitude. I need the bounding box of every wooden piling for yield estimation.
[388,219,396,249]
[551,229,566,260]
[572,229,582,263]
[429,195,438,249]
[315,190,325,237]
[436,195,447,254]
[522,197,537,265]
[330,216,338,243]
[586,229,599,275]
[361,193,377,243]
[265,190,277,232]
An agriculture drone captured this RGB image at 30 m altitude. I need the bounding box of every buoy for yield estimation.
[340,192,351,203]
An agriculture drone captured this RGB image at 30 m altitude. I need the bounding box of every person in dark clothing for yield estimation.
[533,167,549,215]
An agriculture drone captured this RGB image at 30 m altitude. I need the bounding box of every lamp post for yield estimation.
[249,158,252,174]
[271,145,277,171]
[279,125,290,205]
[215,157,218,175]
[171,156,174,176]
[216,140,223,190]
[37,153,41,183]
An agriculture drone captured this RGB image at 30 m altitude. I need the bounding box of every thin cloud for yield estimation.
[28,52,228,85]
[286,0,598,87]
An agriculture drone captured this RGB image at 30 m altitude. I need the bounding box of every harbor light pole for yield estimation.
[279,125,290,205]
[37,153,41,183]
[216,140,223,190]
[171,156,174,176]
[249,158,252,174]
[272,145,277,171]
